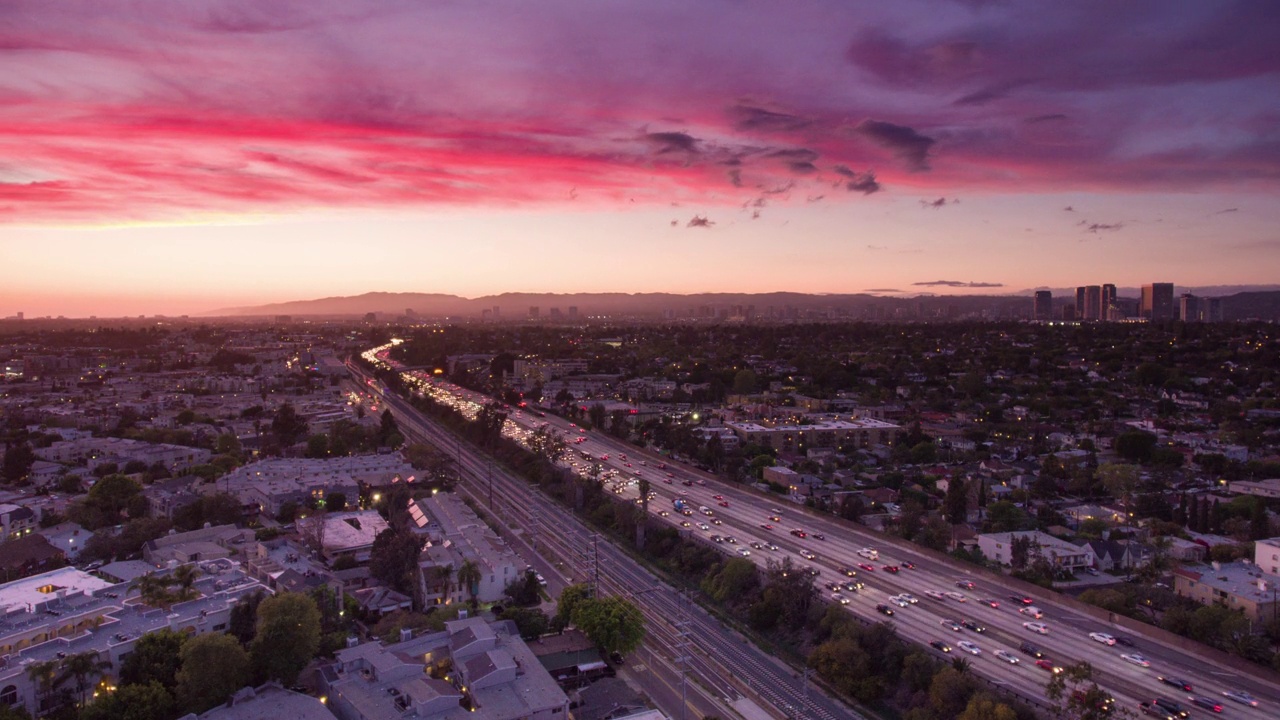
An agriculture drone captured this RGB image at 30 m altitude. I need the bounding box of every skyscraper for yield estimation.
[1142,283,1175,321]
[1102,284,1116,320]
[1033,291,1053,321]
[1084,285,1102,321]
[1075,287,1087,320]
[1179,293,1200,322]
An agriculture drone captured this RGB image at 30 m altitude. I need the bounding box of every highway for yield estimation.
[358,347,1280,718]
[352,364,858,720]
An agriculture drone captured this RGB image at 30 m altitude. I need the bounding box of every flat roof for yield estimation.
[0,567,114,615]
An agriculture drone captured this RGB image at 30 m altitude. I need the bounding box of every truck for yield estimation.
[673,499,690,513]
[1139,698,1188,718]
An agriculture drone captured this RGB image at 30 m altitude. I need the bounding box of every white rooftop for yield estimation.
[0,567,114,616]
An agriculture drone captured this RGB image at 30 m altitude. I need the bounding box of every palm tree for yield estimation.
[58,651,112,708]
[432,565,454,605]
[456,560,482,609]
[132,572,175,611]
[950,657,971,673]
[26,659,59,712]
[171,563,201,604]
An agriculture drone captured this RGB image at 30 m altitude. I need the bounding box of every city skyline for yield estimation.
[3,1,1279,318]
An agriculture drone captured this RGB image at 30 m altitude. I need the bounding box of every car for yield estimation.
[1115,635,1136,647]
[858,548,879,559]
[956,580,976,590]
[960,620,986,633]
[799,549,817,560]
[711,518,723,525]
[876,604,894,616]
[1089,632,1117,646]
[994,650,1020,665]
[1019,642,1044,658]
[832,593,850,605]
[804,566,820,577]
[858,563,876,572]
[925,590,946,600]
[737,548,751,557]
[843,581,863,592]
[535,573,547,586]
[838,566,858,577]
[680,521,691,527]
[1139,701,1182,719]
[890,595,909,608]
[710,535,723,543]
[979,598,1000,608]
[900,561,915,569]
[1035,659,1064,674]
[790,529,807,538]
[957,641,981,655]
[1187,696,1223,713]
[698,523,710,531]
[712,494,723,500]
[1010,594,1035,605]
[1149,698,1191,718]
[718,501,729,507]
[882,565,900,573]
[944,591,966,602]
[724,536,737,544]
[658,510,670,517]
[769,515,781,522]
[1019,606,1044,619]
[749,541,763,550]
[1023,621,1049,635]
[812,533,825,541]
[1158,677,1193,692]
[766,543,780,551]
[929,640,952,653]
[1122,653,1151,668]
[1222,689,1258,707]
[898,593,919,604]
[826,582,842,592]
[760,524,774,530]
[940,619,962,632]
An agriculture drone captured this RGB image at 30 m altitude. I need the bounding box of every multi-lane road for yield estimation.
[358,350,1280,718]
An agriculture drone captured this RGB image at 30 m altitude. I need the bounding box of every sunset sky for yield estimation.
[3,1,1279,317]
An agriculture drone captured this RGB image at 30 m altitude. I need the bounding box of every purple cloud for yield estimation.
[854,120,936,171]
[913,280,1004,288]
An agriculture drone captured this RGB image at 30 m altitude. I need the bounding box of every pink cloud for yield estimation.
[0,1,1276,223]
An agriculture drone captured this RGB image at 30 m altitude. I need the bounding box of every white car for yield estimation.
[890,595,909,608]
[1023,621,1049,635]
[1089,632,1116,646]
[899,593,919,604]
[738,548,751,557]
[1222,689,1259,707]
[925,590,947,601]
[1018,606,1044,619]
[957,641,981,655]
[858,548,879,560]
[994,650,1020,665]
[1121,653,1150,667]
[799,549,817,560]
[698,523,710,531]
[944,591,967,602]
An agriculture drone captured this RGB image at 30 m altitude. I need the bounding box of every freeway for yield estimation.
[358,348,1280,717]
[354,367,859,720]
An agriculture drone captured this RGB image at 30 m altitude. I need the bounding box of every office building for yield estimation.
[1141,283,1174,321]
[1083,285,1102,321]
[1203,296,1223,322]
[1061,304,1076,321]
[1033,291,1053,321]
[1075,287,1087,320]
[528,306,539,319]
[1102,284,1116,319]
[1180,293,1200,322]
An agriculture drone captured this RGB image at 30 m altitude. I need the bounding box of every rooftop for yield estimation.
[1176,562,1280,604]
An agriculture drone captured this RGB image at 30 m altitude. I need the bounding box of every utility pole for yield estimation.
[674,589,692,720]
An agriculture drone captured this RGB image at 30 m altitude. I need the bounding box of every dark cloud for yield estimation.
[1025,113,1068,124]
[913,280,1004,288]
[865,288,902,293]
[806,194,824,203]
[1215,207,1239,214]
[953,80,1028,106]
[727,168,742,187]
[1063,205,1074,212]
[670,220,678,226]
[645,132,697,154]
[687,215,714,228]
[1085,222,1123,233]
[854,119,935,171]
[920,197,951,209]
[789,161,818,174]
[767,148,819,163]
[866,245,887,251]
[751,210,760,219]
[833,165,882,194]
[730,104,811,133]
[760,182,794,195]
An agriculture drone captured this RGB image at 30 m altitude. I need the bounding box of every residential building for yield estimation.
[1173,561,1280,624]
[1254,537,1280,575]
[411,493,523,606]
[220,455,412,516]
[725,418,900,452]
[197,684,339,720]
[977,531,1095,571]
[320,616,569,720]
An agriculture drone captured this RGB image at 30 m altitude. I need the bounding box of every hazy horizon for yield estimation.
[4,2,1278,318]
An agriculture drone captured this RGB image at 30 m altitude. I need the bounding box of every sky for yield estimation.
[2,0,1279,317]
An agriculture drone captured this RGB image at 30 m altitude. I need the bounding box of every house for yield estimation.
[0,535,67,582]
[977,531,1095,571]
[1174,562,1280,624]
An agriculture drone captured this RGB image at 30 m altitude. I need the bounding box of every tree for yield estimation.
[270,402,309,448]
[555,583,593,629]
[588,403,607,430]
[250,592,321,686]
[1009,534,1033,571]
[26,659,61,714]
[80,681,175,720]
[1046,661,1117,720]
[499,606,550,640]
[944,477,968,524]
[228,590,266,644]
[957,693,1017,720]
[504,570,542,607]
[132,572,177,611]
[457,559,482,608]
[571,596,645,656]
[1098,463,1141,512]
[732,369,758,394]
[1115,430,1157,464]
[327,491,347,513]
[1,441,36,484]
[369,529,423,595]
[119,629,187,688]
[57,651,112,708]
[636,477,652,549]
[177,633,249,713]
